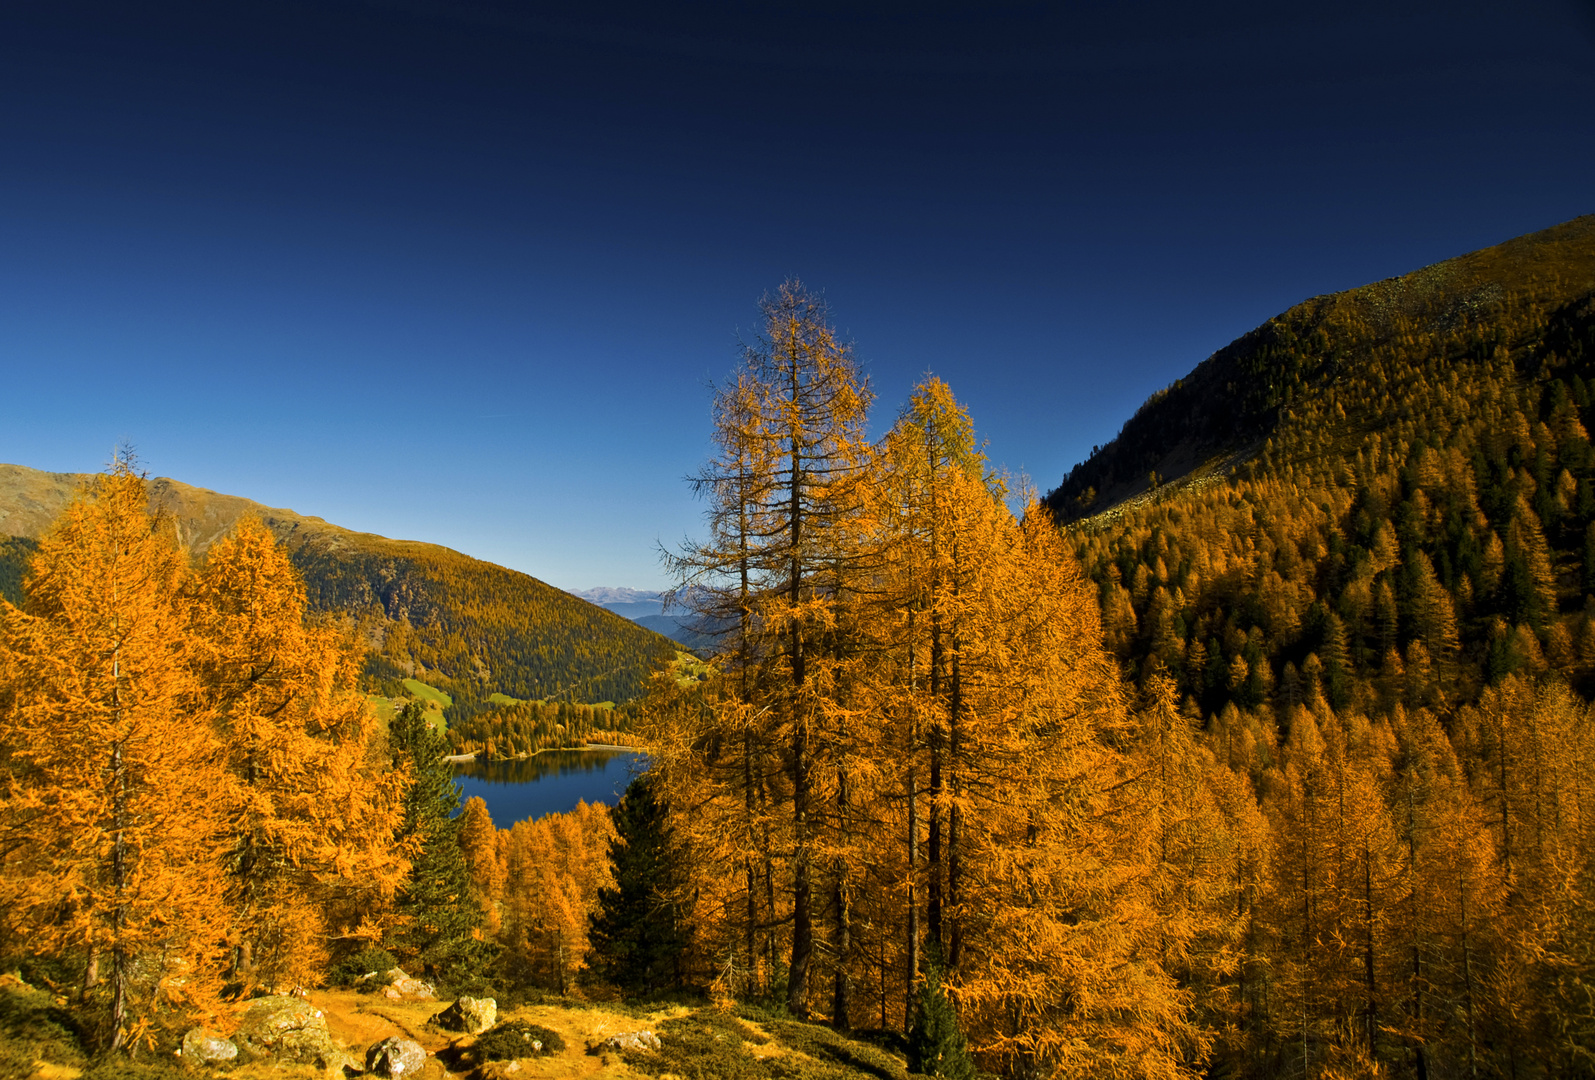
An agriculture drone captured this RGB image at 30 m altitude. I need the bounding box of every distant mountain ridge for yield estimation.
[572,585,718,650]
[0,465,677,704]
[569,586,663,606]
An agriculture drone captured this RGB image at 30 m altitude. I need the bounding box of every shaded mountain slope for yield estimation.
[0,465,676,704]
[1047,215,1595,520]
[1046,214,1595,713]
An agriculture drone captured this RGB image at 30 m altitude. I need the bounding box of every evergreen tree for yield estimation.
[907,953,975,1080]
[388,701,495,986]
[587,771,690,997]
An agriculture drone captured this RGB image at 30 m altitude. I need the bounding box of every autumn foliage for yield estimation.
[637,270,1595,1080]
[0,462,407,1050]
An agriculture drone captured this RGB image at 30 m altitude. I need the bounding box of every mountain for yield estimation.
[569,586,664,607]
[1046,214,1595,710]
[573,586,720,651]
[0,466,677,706]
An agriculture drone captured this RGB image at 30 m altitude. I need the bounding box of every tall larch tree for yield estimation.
[946,489,1197,1079]
[866,378,987,1022]
[663,372,783,998]
[658,279,873,1016]
[0,462,230,1050]
[188,515,407,990]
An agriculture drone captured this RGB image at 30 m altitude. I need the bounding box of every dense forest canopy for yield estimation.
[1058,215,1595,717]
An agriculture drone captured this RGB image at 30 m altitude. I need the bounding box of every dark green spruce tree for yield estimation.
[907,952,975,1080]
[587,771,690,996]
[388,701,496,987]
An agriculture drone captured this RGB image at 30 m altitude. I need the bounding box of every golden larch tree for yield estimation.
[0,464,230,1049]
[188,515,408,990]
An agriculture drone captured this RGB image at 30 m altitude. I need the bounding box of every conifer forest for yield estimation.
[2,218,1595,1079]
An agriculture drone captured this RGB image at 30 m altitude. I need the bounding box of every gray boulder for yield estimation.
[431,995,497,1035]
[380,967,437,1001]
[600,1030,661,1053]
[233,994,341,1064]
[180,1026,238,1063]
[367,1035,428,1078]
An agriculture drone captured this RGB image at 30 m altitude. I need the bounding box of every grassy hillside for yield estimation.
[0,467,676,705]
[1048,214,1595,712]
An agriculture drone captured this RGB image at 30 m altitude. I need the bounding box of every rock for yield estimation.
[470,1062,524,1079]
[319,1045,364,1075]
[233,994,341,1064]
[431,995,497,1035]
[367,1036,428,1078]
[380,967,437,1001]
[599,1030,661,1053]
[180,1026,238,1063]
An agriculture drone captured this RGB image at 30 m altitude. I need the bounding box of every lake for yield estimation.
[452,748,651,826]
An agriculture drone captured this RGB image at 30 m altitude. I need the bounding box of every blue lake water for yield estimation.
[452,749,651,826]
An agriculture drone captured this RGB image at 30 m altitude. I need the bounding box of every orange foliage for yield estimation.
[497,800,616,995]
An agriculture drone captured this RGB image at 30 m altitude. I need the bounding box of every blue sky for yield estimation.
[3,1,1592,590]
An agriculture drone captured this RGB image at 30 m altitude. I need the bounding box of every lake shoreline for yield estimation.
[445,741,647,765]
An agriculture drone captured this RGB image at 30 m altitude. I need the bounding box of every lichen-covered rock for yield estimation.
[234,994,340,1064]
[432,995,497,1035]
[599,1030,661,1053]
[380,967,437,1001]
[367,1035,428,1078]
[180,1026,238,1063]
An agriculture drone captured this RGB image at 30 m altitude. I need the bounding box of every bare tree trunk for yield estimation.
[81,947,99,1004]
[906,761,920,1027]
[1363,839,1377,1058]
[110,633,130,1051]
[948,641,963,970]
[832,862,851,1030]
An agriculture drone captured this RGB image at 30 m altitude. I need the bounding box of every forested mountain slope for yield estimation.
[0,465,675,705]
[1029,215,1595,1078]
[1048,215,1595,710]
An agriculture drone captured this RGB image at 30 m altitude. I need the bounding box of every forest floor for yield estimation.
[1,978,920,1080]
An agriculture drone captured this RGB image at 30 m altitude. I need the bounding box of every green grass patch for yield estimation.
[398,679,450,734]
[670,650,714,687]
[403,678,453,707]
[488,692,529,706]
[0,981,90,1075]
[366,695,400,723]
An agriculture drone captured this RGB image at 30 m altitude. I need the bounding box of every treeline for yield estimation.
[1077,303,1595,714]
[447,697,639,758]
[1026,223,1595,1077]
[291,535,676,704]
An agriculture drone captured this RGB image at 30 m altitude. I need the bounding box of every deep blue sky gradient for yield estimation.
[3,1,1592,589]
